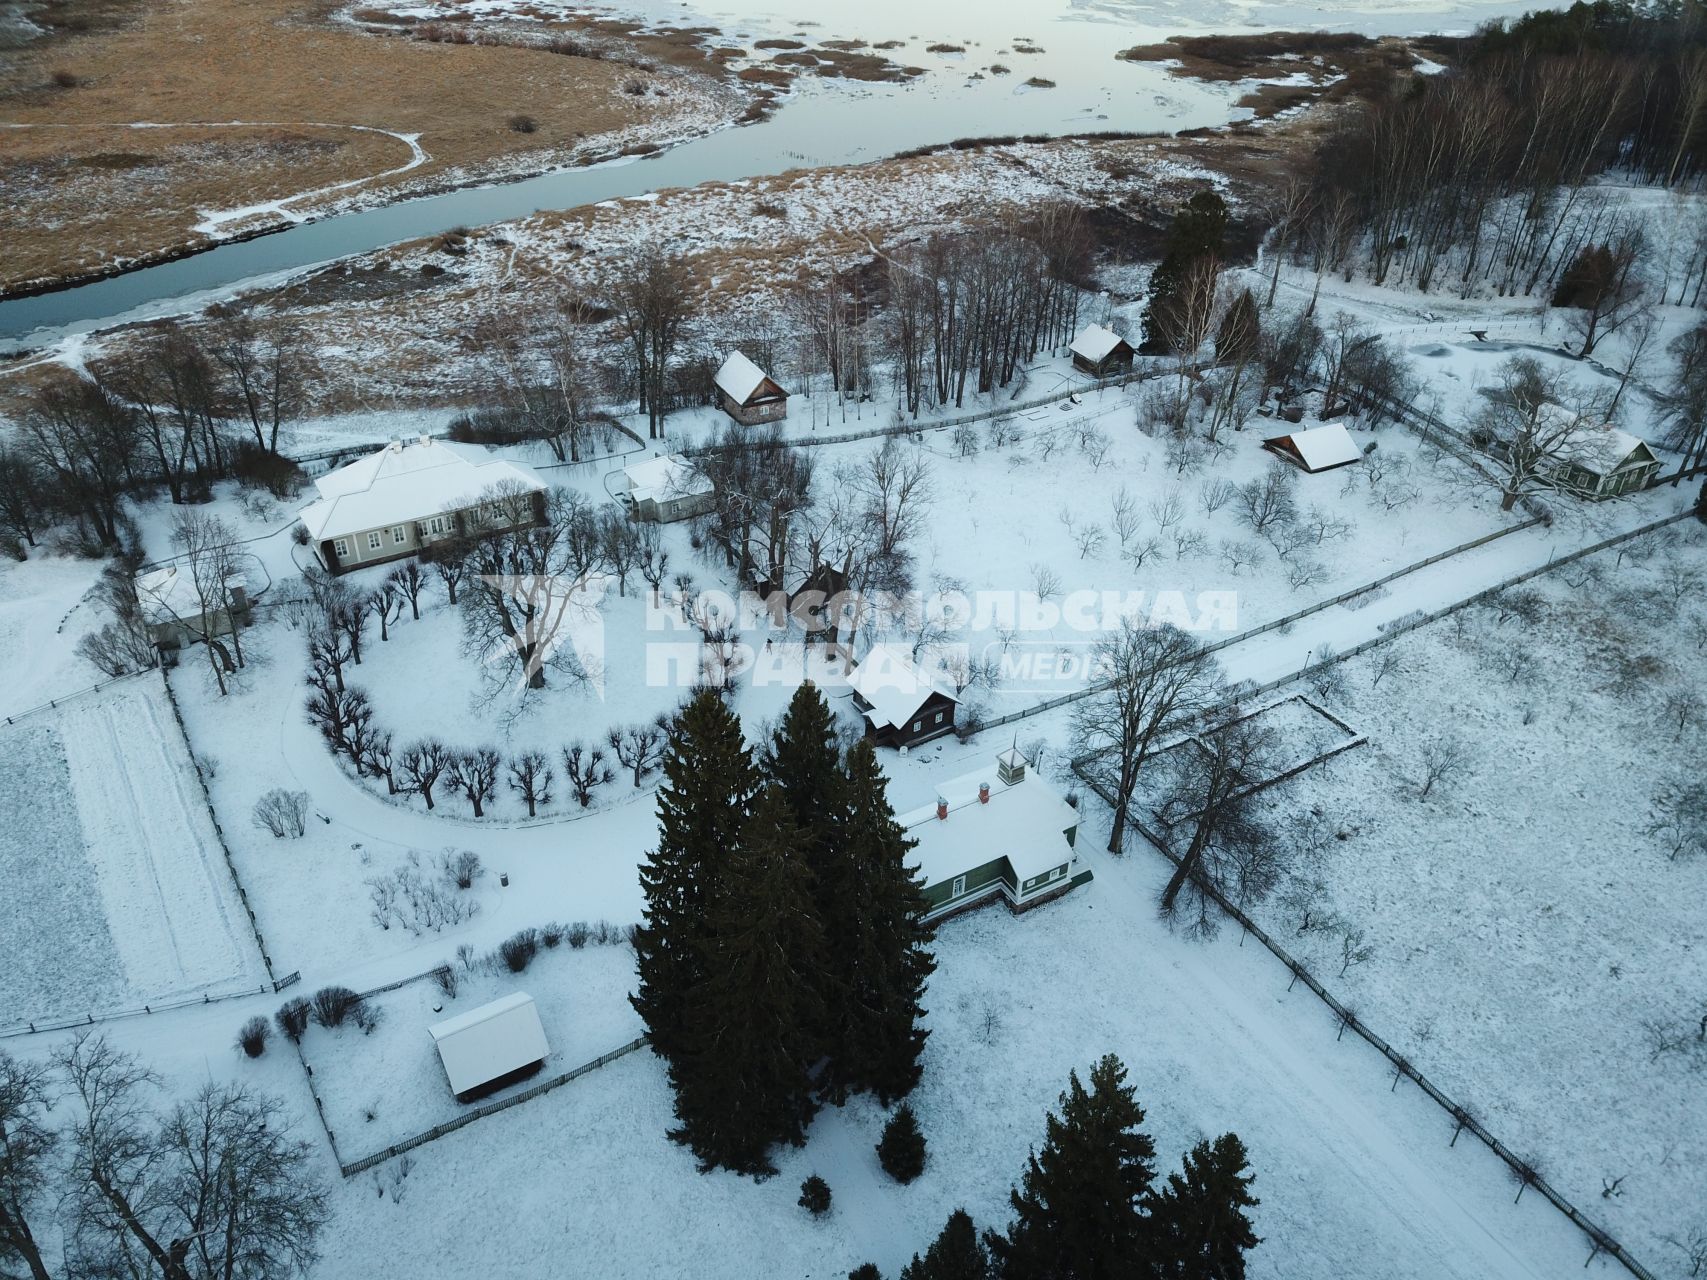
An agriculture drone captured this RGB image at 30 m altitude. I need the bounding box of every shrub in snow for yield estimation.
[311,986,362,1029]
[498,928,539,973]
[276,997,311,1043]
[798,1175,832,1217]
[367,854,481,935]
[847,1267,882,1280]
[440,848,483,890]
[252,788,310,839]
[431,964,458,1000]
[351,1002,384,1035]
[592,920,620,946]
[236,1016,270,1058]
[877,1104,927,1184]
[566,921,591,949]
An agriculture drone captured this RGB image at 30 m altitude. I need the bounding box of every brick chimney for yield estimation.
[935,796,948,820]
[978,782,990,804]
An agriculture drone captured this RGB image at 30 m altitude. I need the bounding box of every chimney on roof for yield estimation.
[935,796,948,821]
[419,434,433,448]
[978,782,990,804]
[388,438,403,453]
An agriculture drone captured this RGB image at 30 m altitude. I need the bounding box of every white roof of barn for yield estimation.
[1274,422,1363,471]
[299,437,545,542]
[1573,426,1656,476]
[714,351,775,405]
[1069,323,1129,364]
[623,453,714,504]
[898,757,1080,890]
[134,564,243,624]
[427,992,549,1097]
[847,642,957,731]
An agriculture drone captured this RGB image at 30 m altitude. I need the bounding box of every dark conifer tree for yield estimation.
[901,1209,991,1280]
[631,689,758,1064]
[668,783,826,1174]
[766,681,852,1069]
[877,1102,928,1183]
[986,1054,1159,1280]
[1147,1133,1261,1280]
[832,739,935,1103]
[1141,191,1230,354]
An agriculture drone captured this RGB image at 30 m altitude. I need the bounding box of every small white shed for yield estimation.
[428,992,550,1103]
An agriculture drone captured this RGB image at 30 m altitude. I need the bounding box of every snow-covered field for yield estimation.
[1239,522,1707,1269]
[0,678,267,1026]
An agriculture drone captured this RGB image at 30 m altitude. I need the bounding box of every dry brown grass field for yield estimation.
[0,0,743,293]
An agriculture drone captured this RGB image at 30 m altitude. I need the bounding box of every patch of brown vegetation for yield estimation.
[753,38,805,50]
[0,0,744,295]
[1116,30,1373,80]
[770,46,916,82]
[737,65,794,87]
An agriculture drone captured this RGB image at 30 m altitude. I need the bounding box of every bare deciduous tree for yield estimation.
[1072,620,1219,853]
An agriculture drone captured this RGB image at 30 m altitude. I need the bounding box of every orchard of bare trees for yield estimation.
[0,1036,328,1280]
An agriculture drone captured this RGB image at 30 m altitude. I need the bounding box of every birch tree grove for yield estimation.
[880,204,1090,417]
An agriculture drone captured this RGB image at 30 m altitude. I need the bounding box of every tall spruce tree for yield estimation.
[986,1054,1160,1280]
[766,681,852,1074]
[1147,1133,1261,1280]
[1141,191,1230,355]
[632,689,758,1064]
[832,739,935,1103]
[902,1209,992,1280]
[668,783,827,1174]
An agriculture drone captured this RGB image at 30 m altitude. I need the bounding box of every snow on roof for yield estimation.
[623,453,714,504]
[1573,427,1656,475]
[134,564,243,624]
[300,437,545,542]
[428,992,549,1097]
[898,756,1080,889]
[1268,422,1363,471]
[1069,323,1129,364]
[847,642,957,731]
[714,350,777,405]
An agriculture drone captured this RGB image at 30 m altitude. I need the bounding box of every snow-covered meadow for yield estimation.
[1240,522,1707,1269]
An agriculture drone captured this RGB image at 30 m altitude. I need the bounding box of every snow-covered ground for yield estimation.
[0,677,267,1027]
[1242,522,1707,1270]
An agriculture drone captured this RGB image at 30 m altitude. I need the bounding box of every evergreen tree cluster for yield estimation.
[631,684,937,1175]
[861,1054,1261,1280]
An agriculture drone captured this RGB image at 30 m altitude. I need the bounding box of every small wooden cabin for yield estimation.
[1069,324,1135,378]
[714,351,790,425]
[847,642,958,748]
[1262,423,1364,474]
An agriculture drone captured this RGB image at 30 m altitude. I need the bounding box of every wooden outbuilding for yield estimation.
[1069,324,1135,378]
[714,351,790,425]
[427,992,550,1104]
[847,643,958,748]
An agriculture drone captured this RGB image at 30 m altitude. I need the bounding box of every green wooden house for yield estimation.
[901,749,1092,923]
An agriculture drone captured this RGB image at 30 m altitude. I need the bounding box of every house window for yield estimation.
[911,720,922,733]
[366,531,383,551]
[1049,867,1063,881]
[332,538,349,558]
[952,875,966,898]
[392,526,407,545]
[427,515,447,536]
[935,711,946,725]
